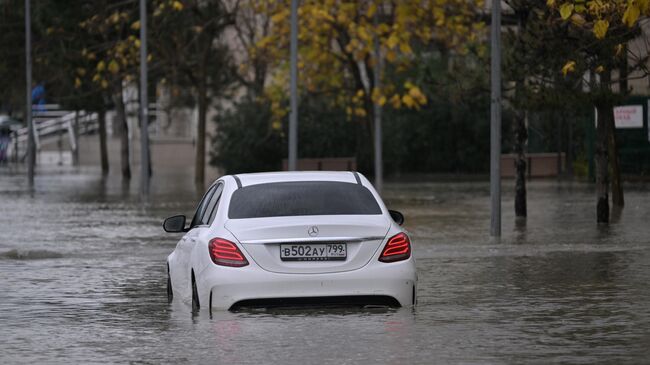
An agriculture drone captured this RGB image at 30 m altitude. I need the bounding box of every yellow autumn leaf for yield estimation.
[640,0,650,12]
[131,21,140,30]
[108,60,120,74]
[357,27,370,42]
[336,12,348,24]
[270,11,287,24]
[562,60,576,76]
[172,1,184,11]
[111,12,123,25]
[560,3,574,20]
[101,79,109,89]
[399,42,413,54]
[371,87,387,106]
[593,19,609,39]
[547,0,556,7]
[622,4,640,27]
[408,86,427,105]
[366,3,377,18]
[615,44,624,56]
[570,13,585,26]
[402,94,416,108]
[74,77,82,89]
[595,65,605,73]
[386,34,399,49]
[385,50,397,62]
[96,60,106,72]
[390,94,401,108]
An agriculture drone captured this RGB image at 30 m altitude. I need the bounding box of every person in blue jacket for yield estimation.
[31,83,46,113]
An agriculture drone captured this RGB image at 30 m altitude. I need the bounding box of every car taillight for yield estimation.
[379,233,411,263]
[208,238,249,267]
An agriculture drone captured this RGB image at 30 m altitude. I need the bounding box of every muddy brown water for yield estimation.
[1,166,649,364]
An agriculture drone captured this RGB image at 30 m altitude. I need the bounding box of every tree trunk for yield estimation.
[595,101,611,223]
[354,94,374,174]
[514,110,527,217]
[98,110,109,175]
[513,11,528,219]
[566,116,573,177]
[195,82,207,186]
[556,113,563,178]
[619,44,628,94]
[607,114,624,206]
[611,46,627,207]
[113,85,130,180]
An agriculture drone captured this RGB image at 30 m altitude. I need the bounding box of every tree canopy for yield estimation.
[251,0,485,126]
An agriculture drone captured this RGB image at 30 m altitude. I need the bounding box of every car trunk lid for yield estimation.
[225,215,390,274]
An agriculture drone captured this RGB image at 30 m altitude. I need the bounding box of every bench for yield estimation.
[501,153,566,178]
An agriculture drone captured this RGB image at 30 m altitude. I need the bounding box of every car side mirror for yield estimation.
[163,215,188,233]
[389,210,404,226]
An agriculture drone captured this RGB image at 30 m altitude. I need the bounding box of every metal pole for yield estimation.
[25,0,34,186]
[71,111,79,166]
[139,0,150,197]
[490,0,502,236]
[288,0,298,171]
[373,12,383,193]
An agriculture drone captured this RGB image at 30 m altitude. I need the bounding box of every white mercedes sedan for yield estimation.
[163,171,417,311]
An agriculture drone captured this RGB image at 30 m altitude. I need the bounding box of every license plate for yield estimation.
[280,243,347,261]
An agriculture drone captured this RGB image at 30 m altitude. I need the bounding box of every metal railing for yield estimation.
[9,105,98,162]
[8,103,165,163]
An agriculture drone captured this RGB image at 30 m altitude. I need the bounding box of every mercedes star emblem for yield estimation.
[308,226,319,237]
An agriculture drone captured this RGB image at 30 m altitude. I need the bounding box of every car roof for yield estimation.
[230,171,360,187]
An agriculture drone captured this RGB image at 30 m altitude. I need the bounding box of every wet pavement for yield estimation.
[1,166,649,364]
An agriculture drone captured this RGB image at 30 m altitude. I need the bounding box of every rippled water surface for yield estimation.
[1,167,649,364]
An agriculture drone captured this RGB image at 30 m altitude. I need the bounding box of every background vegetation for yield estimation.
[3,0,650,223]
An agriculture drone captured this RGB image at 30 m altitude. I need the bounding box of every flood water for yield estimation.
[1,166,649,364]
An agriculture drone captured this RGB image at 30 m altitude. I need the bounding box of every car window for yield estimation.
[228,181,382,219]
[191,184,218,227]
[202,183,224,225]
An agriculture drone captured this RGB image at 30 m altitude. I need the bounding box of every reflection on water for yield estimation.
[1,166,649,364]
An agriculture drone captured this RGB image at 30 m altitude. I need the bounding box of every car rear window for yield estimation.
[228,181,382,219]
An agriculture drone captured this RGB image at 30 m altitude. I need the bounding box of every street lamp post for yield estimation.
[373,12,383,193]
[139,0,150,197]
[490,0,502,236]
[288,0,298,171]
[25,0,35,187]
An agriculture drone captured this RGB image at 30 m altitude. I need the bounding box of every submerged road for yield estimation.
[1,166,649,364]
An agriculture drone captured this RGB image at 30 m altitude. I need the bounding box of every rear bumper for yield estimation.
[197,259,417,310]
